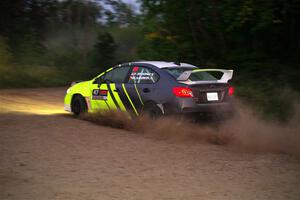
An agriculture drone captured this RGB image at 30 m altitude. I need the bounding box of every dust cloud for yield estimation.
[82,102,300,156]
[223,103,300,155]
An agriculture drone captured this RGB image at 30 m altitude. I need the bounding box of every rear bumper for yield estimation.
[181,102,234,113]
[164,97,234,114]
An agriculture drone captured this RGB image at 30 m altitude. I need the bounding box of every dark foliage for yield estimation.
[0,0,299,120]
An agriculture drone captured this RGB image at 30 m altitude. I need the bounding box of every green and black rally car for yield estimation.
[64,61,234,118]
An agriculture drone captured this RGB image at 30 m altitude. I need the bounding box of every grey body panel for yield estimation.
[104,61,234,116]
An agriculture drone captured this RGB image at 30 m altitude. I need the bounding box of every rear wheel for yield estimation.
[71,95,87,116]
[142,103,163,119]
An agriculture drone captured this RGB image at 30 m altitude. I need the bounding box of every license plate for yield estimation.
[206,92,218,101]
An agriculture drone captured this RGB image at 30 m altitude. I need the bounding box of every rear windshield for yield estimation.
[189,71,217,81]
[164,67,218,81]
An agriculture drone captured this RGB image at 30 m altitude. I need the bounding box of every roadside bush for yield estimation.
[233,61,300,121]
[0,65,67,88]
[0,36,12,65]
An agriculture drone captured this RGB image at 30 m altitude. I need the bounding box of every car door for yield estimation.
[89,66,131,112]
[117,65,160,116]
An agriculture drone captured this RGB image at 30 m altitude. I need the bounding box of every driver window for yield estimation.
[104,66,130,83]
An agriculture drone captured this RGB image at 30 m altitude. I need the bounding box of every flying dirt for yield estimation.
[82,101,300,155]
[0,87,300,200]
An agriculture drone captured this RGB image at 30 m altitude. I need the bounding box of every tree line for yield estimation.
[139,0,300,64]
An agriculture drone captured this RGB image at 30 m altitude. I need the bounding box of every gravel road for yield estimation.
[0,88,299,200]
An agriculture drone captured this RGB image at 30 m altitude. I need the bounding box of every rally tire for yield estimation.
[142,103,163,119]
[71,95,88,116]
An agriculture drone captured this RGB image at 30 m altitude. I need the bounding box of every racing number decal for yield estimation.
[90,66,148,116]
[92,89,108,100]
[91,84,127,112]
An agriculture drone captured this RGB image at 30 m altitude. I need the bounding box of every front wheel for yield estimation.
[71,95,87,116]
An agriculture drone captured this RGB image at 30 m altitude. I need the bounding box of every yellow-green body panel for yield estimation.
[64,67,125,114]
[64,81,90,104]
[111,84,126,111]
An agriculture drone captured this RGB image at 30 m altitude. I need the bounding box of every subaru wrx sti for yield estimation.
[64,61,235,118]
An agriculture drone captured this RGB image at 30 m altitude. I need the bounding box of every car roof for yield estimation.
[131,61,198,69]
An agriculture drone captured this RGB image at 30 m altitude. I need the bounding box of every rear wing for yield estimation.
[177,69,234,83]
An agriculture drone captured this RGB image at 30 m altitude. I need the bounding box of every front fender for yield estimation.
[64,81,91,111]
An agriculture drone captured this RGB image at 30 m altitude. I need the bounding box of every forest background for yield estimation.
[0,0,299,121]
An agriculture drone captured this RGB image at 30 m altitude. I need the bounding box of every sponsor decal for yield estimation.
[133,66,139,72]
[129,72,155,80]
[92,89,108,100]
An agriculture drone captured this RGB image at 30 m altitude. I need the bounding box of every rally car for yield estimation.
[64,61,234,118]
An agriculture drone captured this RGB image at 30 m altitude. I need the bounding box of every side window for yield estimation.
[104,67,130,83]
[128,66,159,84]
[104,70,113,82]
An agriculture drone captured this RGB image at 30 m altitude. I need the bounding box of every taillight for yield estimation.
[172,87,194,98]
[228,86,234,96]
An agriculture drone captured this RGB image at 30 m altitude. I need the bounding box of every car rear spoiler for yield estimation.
[177,69,234,83]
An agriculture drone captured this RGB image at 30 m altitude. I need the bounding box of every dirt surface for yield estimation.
[0,88,300,200]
